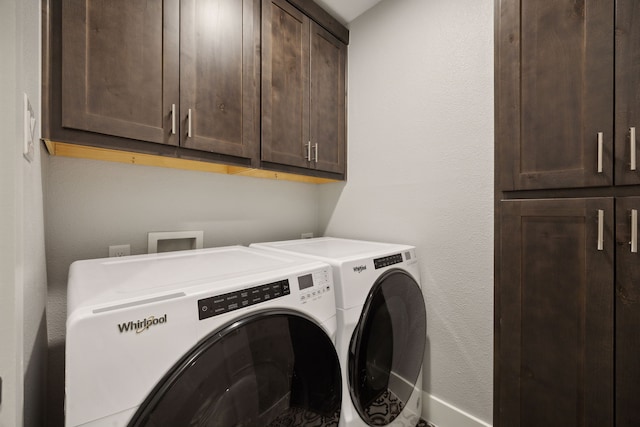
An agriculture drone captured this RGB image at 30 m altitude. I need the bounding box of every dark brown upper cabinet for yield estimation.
[498,197,614,427]
[496,0,614,190]
[51,0,260,166]
[61,0,180,147]
[179,0,260,160]
[615,1,640,186]
[261,0,346,176]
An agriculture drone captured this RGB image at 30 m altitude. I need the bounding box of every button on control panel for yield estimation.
[198,280,290,320]
[374,253,403,269]
[298,269,331,304]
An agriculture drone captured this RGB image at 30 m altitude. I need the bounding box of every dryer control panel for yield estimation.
[197,280,291,320]
[374,253,404,269]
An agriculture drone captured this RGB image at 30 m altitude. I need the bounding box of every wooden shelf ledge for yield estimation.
[43,140,339,184]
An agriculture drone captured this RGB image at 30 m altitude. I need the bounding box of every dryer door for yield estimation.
[349,269,426,426]
[128,311,341,427]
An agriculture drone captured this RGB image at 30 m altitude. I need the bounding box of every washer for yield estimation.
[65,246,341,427]
[251,238,427,427]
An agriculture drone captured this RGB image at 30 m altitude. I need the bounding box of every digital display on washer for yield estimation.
[373,253,403,269]
[197,280,290,320]
[297,273,314,290]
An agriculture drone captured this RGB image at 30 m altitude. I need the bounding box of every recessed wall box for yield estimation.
[148,231,204,254]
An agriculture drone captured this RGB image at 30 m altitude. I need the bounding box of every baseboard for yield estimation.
[422,392,492,427]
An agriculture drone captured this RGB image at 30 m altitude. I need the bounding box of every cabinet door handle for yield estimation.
[314,143,319,163]
[305,141,311,161]
[187,109,192,138]
[631,209,638,253]
[597,132,604,173]
[630,127,637,171]
[171,104,176,135]
[597,209,604,251]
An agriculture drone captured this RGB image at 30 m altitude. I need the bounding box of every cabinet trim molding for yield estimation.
[43,140,339,184]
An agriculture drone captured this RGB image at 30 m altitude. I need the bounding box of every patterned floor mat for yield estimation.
[267,406,340,427]
[364,389,436,427]
[265,389,436,427]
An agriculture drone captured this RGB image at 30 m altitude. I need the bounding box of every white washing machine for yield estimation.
[65,246,342,427]
[251,238,427,427]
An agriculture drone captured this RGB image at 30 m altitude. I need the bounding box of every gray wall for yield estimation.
[0,0,48,425]
[320,0,494,423]
[43,157,321,426]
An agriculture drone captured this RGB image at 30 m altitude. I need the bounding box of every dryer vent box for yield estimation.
[148,231,204,253]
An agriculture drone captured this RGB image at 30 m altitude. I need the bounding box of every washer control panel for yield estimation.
[297,268,331,304]
[198,280,290,320]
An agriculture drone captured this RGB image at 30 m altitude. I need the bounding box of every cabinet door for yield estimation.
[261,0,310,169]
[180,0,259,160]
[498,198,613,426]
[496,0,614,190]
[615,197,640,426]
[310,22,346,174]
[615,1,640,186]
[62,0,179,146]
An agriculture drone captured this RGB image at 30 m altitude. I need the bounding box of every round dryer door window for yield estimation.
[128,310,341,427]
[349,269,427,426]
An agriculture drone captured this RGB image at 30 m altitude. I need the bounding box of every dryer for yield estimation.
[65,246,341,427]
[251,238,427,427]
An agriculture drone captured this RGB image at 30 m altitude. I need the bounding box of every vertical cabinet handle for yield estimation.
[314,143,319,163]
[306,141,311,161]
[170,104,176,135]
[187,109,192,138]
[597,132,604,173]
[630,127,637,171]
[631,209,638,254]
[597,209,604,251]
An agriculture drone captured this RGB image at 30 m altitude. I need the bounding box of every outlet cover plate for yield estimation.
[23,93,36,162]
[109,244,131,257]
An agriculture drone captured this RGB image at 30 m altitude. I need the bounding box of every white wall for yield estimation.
[0,0,48,426]
[43,158,321,426]
[320,0,494,424]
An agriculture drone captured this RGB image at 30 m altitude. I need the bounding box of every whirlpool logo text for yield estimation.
[118,314,167,334]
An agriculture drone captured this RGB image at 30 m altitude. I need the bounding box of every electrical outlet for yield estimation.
[301,232,314,239]
[109,244,130,257]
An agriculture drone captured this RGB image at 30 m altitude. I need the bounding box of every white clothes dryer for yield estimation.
[251,238,427,427]
[65,246,342,427]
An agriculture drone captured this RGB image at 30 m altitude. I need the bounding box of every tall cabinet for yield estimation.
[495,1,640,426]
